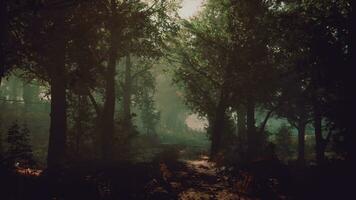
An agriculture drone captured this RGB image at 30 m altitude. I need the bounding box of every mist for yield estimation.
[0,0,351,199]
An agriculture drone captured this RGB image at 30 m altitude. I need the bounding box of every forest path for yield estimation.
[154,150,247,200]
[2,144,254,200]
[176,157,240,199]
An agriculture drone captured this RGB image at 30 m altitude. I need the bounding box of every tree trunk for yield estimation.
[237,105,246,143]
[75,95,86,157]
[314,100,324,165]
[246,98,258,159]
[46,12,67,168]
[0,124,3,156]
[100,13,118,161]
[22,81,30,118]
[0,0,7,81]
[47,42,67,168]
[123,54,132,130]
[210,93,227,159]
[297,123,306,166]
[311,54,325,165]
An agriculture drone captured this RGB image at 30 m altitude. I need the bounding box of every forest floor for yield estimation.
[153,154,241,200]
[0,144,256,200]
[0,143,352,200]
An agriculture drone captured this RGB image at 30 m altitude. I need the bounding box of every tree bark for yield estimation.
[47,33,67,168]
[237,105,246,142]
[75,95,87,157]
[297,123,306,166]
[246,98,258,159]
[258,108,276,134]
[100,7,118,161]
[123,54,132,130]
[314,100,324,165]
[0,121,3,156]
[100,51,116,161]
[0,0,7,81]
[210,92,227,159]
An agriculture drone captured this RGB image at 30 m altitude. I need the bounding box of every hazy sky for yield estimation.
[179,0,204,19]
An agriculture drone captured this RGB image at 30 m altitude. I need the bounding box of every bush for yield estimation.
[6,121,35,167]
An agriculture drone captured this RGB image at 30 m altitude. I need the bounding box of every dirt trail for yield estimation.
[157,155,249,200]
[2,145,255,200]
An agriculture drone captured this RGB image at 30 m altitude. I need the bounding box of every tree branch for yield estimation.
[132,65,152,79]
[87,90,101,116]
[180,51,221,87]
[258,109,275,134]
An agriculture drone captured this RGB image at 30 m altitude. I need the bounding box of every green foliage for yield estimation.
[67,94,96,160]
[159,129,209,150]
[169,0,350,162]
[0,0,351,166]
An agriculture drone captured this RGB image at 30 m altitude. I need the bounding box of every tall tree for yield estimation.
[172,0,279,159]
[0,0,7,84]
[122,55,134,134]
[46,11,67,168]
[12,1,86,167]
[99,0,119,161]
[273,0,351,164]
